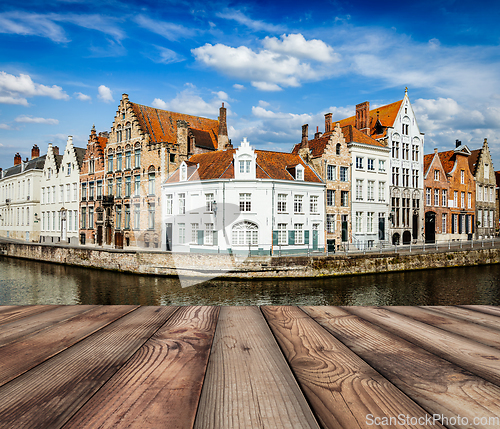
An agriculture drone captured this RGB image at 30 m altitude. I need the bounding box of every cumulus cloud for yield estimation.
[263,34,339,62]
[233,84,245,90]
[151,86,227,116]
[135,15,196,41]
[0,123,10,129]
[0,71,69,105]
[75,92,91,101]
[192,34,339,91]
[15,115,59,125]
[97,85,113,103]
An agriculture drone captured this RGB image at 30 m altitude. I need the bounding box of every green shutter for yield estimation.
[272,230,278,245]
[213,231,218,246]
[197,230,204,245]
[288,230,295,245]
[304,230,310,245]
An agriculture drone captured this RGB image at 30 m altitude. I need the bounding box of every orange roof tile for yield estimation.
[423,153,434,176]
[341,125,387,147]
[468,148,481,176]
[98,136,107,151]
[130,102,219,148]
[437,150,457,175]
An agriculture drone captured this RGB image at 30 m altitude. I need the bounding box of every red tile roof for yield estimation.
[129,102,219,148]
[468,149,481,176]
[437,150,457,175]
[341,125,387,147]
[423,153,434,176]
[167,149,322,183]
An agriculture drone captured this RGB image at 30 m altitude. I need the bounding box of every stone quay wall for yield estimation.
[0,240,499,279]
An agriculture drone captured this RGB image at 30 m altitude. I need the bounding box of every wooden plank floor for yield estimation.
[0,306,499,429]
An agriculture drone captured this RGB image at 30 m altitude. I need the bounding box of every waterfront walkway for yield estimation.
[0,305,499,428]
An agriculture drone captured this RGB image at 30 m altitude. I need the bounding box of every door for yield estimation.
[97,226,103,246]
[114,231,123,249]
[106,226,112,245]
[341,216,348,242]
[412,213,419,240]
[165,223,172,251]
[378,217,385,241]
[312,230,318,251]
[425,212,436,243]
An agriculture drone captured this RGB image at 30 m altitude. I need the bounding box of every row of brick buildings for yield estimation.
[0,90,498,249]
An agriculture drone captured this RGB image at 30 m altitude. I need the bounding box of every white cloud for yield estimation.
[193,34,339,91]
[0,71,69,105]
[97,85,113,103]
[263,34,339,62]
[135,15,196,41]
[75,92,91,101]
[15,115,59,125]
[150,46,184,64]
[0,11,68,42]
[152,87,227,116]
[0,124,10,129]
[216,9,285,33]
[258,100,270,108]
[233,84,245,90]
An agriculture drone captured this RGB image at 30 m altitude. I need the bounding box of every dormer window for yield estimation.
[239,160,250,174]
[180,164,187,181]
[295,164,304,181]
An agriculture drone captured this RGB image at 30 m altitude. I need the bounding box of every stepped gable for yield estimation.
[167,149,322,183]
[129,102,219,148]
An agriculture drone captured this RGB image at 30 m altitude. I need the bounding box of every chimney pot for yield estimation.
[31,144,40,160]
[455,139,461,148]
[14,153,22,166]
[301,124,309,148]
[53,146,59,156]
[355,101,370,135]
[324,113,332,133]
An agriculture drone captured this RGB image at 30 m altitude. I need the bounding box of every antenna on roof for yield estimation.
[405,87,408,95]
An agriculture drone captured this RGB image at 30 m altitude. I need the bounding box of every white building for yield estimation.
[40,137,85,244]
[0,146,45,241]
[346,126,391,249]
[161,138,325,255]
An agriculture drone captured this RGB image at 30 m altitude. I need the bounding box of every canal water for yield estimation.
[0,256,499,306]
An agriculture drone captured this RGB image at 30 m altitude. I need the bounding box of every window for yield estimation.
[392,140,399,158]
[81,207,86,229]
[442,189,448,207]
[277,194,287,212]
[367,181,374,201]
[403,168,409,187]
[378,182,385,202]
[165,194,172,215]
[392,167,399,186]
[426,188,431,206]
[478,185,483,201]
[232,221,258,246]
[239,160,250,173]
[148,173,155,195]
[355,212,363,233]
[107,179,113,196]
[206,193,214,212]
[116,206,122,229]
[294,195,303,213]
[310,196,318,213]
[68,211,72,231]
[461,192,465,208]
[125,125,131,140]
[125,177,131,197]
[356,157,363,169]
[340,166,348,182]
[97,181,102,199]
[478,209,483,227]
[205,223,214,245]
[134,149,141,168]
[134,205,140,229]
[296,168,303,180]
[278,223,287,245]
[42,188,45,204]
[341,191,348,207]
[148,205,155,229]
[403,142,409,160]
[117,153,122,171]
[73,183,77,201]
[89,207,94,228]
[134,175,140,196]
[125,206,130,229]
[468,192,472,209]
[490,187,494,203]
[67,163,71,176]
[66,184,71,202]
[327,190,335,206]
[125,151,131,169]
[434,170,439,181]
[336,143,341,155]
[294,224,304,244]
[326,214,335,233]
[108,155,114,172]
[454,191,458,208]
[179,223,186,244]
[379,160,385,172]
[179,193,185,214]
[434,189,439,206]
[484,211,488,229]
[442,213,447,233]
[356,179,363,201]
[239,193,251,212]
[89,159,95,174]
[461,170,465,184]
[367,159,375,171]
[116,178,122,198]
[327,165,336,181]
[490,210,494,228]
[82,183,87,200]
[367,212,374,233]
[89,182,94,200]
[412,170,419,188]
[191,223,199,243]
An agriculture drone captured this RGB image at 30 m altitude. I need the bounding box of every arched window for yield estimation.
[231,221,258,246]
[336,143,341,155]
[125,122,132,140]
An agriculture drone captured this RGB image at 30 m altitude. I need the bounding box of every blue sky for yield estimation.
[1,0,499,170]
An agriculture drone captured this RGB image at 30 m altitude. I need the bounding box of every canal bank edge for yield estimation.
[1,239,499,279]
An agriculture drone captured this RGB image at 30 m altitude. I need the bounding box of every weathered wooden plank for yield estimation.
[386,306,500,349]
[460,305,500,318]
[0,305,138,388]
[0,306,178,429]
[0,305,60,325]
[346,306,500,387]
[302,306,500,429]
[194,306,319,429]
[424,306,500,331]
[0,305,97,347]
[263,306,438,429]
[65,306,219,429]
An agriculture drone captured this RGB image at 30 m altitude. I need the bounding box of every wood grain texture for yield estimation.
[386,306,500,349]
[0,305,137,387]
[194,306,319,429]
[424,306,500,331]
[0,306,178,429]
[65,306,219,429]
[263,306,438,429]
[0,305,96,347]
[302,306,500,429]
[346,306,500,387]
[0,305,60,325]
[460,305,500,318]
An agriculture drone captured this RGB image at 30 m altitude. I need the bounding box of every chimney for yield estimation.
[434,148,438,153]
[314,126,322,139]
[355,101,370,135]
[301,124,309,148]
[455,139,461,148]
[31,144,40,159]
[324,113,332,133]
[53,146,59,156]
[14,153,21,165]
[218,102,229,150]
